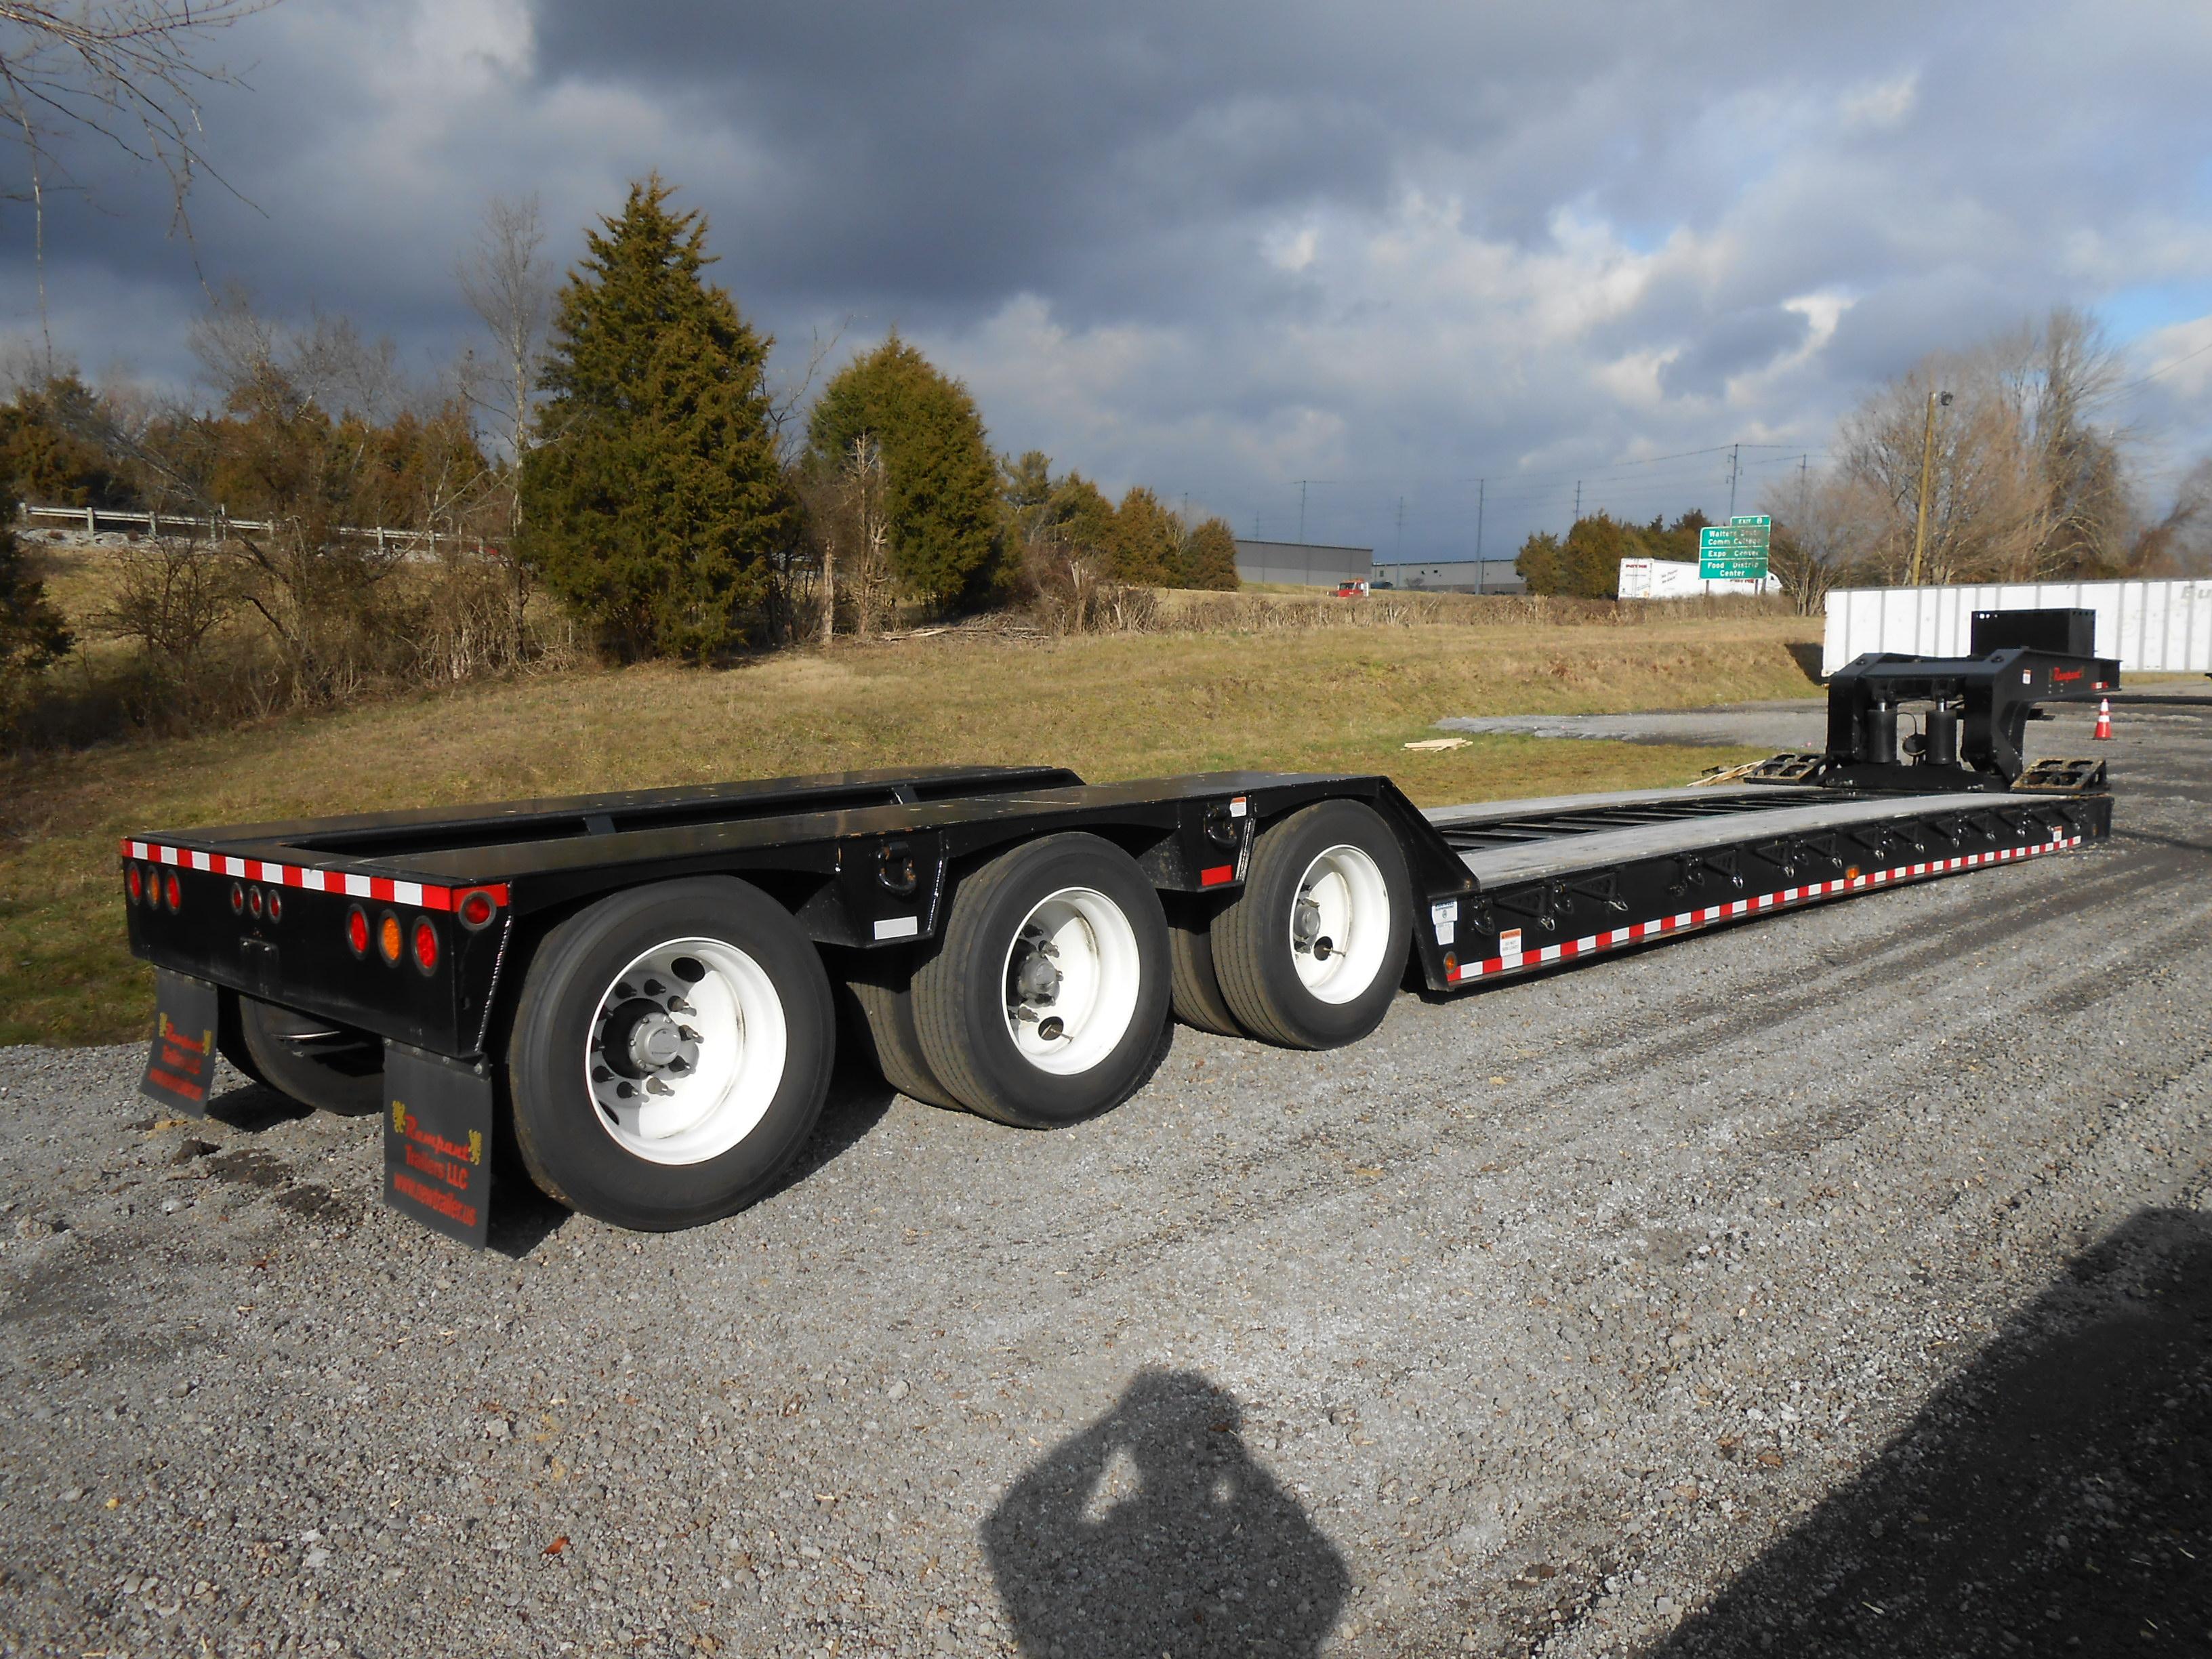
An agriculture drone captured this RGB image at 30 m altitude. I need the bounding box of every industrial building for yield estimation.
[1370,558,1525,595]
[1233,539,1373,588]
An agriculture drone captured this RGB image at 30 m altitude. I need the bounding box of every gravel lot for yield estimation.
[3,698,2207,1659]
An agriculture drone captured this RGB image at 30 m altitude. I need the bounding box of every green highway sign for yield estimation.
[1700,521,1771,581]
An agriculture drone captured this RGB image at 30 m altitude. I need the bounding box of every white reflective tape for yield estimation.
[345,874,373,897]
[128,840,148,860]
[1228,797,1248,818]
[874,916,920,941]
[302,869,327,892]
[223,856,246,877]
[392,881,424,907]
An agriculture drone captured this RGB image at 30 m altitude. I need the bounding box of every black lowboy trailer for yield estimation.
[123,613,2119,1246]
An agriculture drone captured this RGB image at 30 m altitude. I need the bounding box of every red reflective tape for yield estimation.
[1450,835,2081,983]
[1200,865,1236,887]
[121,842,508,914]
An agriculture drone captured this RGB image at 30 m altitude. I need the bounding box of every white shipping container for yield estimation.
[1618,557,1781,599]
[1822,579,2212,676]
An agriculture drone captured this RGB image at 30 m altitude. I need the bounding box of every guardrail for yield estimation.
[14,501,495,556]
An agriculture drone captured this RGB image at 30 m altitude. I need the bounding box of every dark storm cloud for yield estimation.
[3,0,2209,558]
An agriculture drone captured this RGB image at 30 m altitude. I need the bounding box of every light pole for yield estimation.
[1908,390,1953,588]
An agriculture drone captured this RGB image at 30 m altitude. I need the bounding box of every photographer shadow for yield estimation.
[984,1368,1349,1658]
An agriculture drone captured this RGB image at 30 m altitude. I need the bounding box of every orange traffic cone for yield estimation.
[2093,698,2112,741]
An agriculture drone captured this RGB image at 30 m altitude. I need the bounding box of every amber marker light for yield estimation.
[378,911,403,964]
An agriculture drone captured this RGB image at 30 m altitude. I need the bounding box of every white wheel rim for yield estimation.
[583,937,787,1166]
[999,886,1142,1076]
[1289,844,1391,1004]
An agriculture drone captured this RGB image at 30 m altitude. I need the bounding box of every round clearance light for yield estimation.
[266,890,283,924]
[377,911,403,965]
[456,889,497,930]
[127,865,144,903]
[164,872,182,911]
[230,881,245,915]
[411,918,440,975]
[346,905,370,957]
[247,885,264,918]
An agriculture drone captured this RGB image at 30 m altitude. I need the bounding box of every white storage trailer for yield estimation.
[1824,577,2212,676]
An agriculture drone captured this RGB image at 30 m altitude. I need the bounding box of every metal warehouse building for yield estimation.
[1371,558,1525,595]
[1233,539,1373,588]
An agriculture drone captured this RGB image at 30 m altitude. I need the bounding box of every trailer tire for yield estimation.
[236,996,384,1115]
[844,968,966,1112]
[216,987,270,1089]
[913,834,1171,1128]
[1212,799,1412,1050]
[506,877,834,1231]
[1164,893,1244,1038]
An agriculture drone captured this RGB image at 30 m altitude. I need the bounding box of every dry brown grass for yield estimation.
[1,609,1819,1046]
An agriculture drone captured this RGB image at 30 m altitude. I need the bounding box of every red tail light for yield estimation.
[411,918,440,975]
[266,890,283,923]
[127,865,144,903]
[247,885,264,917]
[346,905,370,956]
[164,872,182,910]
[457,889,497,930]
[230,882,245,915]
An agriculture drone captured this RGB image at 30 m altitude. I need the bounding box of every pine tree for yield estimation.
[806,336,1000,609]
[1107,487,1182,585]
[0,523,71,743]
[1515,530,1565,594]
[520,178,792,659]
[1177,516,1242,590]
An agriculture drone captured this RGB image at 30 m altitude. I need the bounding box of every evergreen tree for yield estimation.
[520,178,792,659]
[1559,512,1630,598]
[1000,449,1054,545]
[1039,472,1118,558]
[1515,530,1566,594]
[806,335,1000,609]
[0,523,71,743]
[1176,516,1242,590]
[1107,486,1182,584]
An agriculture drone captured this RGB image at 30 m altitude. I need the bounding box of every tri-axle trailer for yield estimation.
[125,611,2119,1245]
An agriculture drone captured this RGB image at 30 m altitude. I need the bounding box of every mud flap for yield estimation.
[140,969,220,1117]
[382,1042,495,1248]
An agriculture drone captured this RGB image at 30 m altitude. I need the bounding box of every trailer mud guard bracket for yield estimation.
[140,968,220,1116]
[383,1043,495,1248]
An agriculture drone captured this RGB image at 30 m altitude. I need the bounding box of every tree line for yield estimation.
[0,176,1238,743]
[1515,307,2211,611]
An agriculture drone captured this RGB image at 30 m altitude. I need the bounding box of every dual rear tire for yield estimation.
[426,803,1411,1231]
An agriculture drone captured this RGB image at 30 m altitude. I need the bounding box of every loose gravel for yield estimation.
[2,700,2206,1658]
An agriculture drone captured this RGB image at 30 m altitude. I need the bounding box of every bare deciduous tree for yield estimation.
[457,192,552,472]
[1835,306,2136,586]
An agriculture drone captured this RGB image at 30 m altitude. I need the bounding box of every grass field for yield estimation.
[1,610,1819,1046]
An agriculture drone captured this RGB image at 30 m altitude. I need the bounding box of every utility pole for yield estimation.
[1797,453,1809,520]
[1298,480,1307,545]
[1573,479,1581,525]
[1393,496,1405,558]
[1909,391,1952,587]
[1475,478,1485,562]
[1727,443,1740,521]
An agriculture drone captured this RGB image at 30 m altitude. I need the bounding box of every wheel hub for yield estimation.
[583,939,786,1166]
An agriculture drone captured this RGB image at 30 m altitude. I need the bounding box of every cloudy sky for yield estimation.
[7,0,2211,561]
